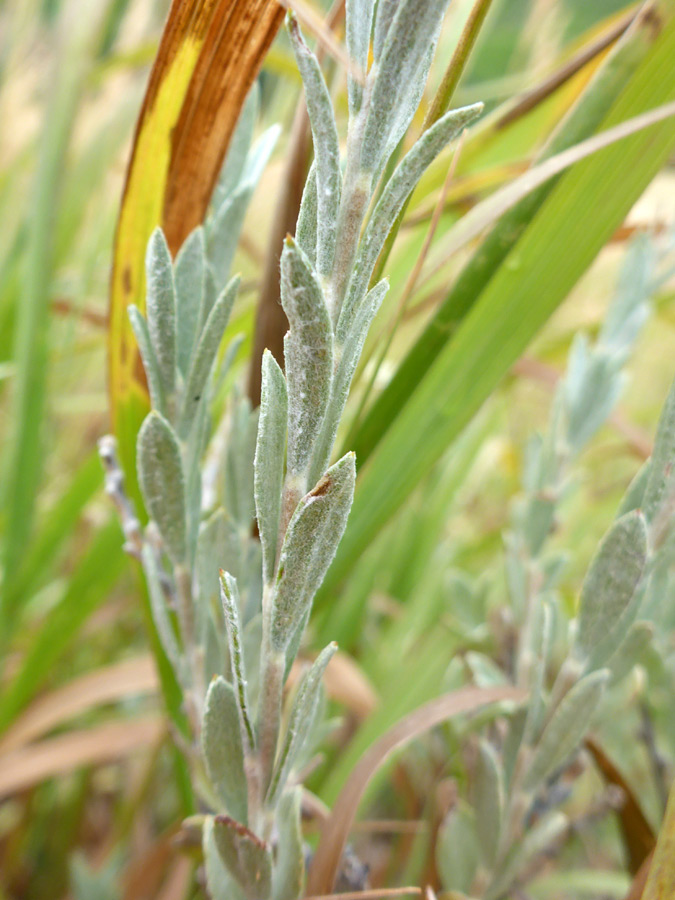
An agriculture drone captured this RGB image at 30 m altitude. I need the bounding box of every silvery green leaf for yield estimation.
[280,238,333,478]
[346,0,374,115]
[522,494,556,557]
[503,708,527,787]
[373,0,397,60]
[283,605,311,683]
[607,620,653,685]
[295,160,317,266]
[563,335,623,454]
[242,124,281,188]
[212,815,272,900]
[642,375,675,524]
[215,84,259,207]
[339,103,483,339]
[617,459,651,517]
[141,542,181,674]
[204,816,246,900]
[287,15,341,278]
[220,571,256,750]
[178,275,239,437]
[436,802,479,894]
[485,811,568,900]
[267,642,337,804]
[523,600,554,745]
[137,412,186,564]
[473,740,504,867]
[207,187,253,289]
[600,233,654,353]
[145,227,176,402]
[128,305,166,416]
[225,395,259,529]
[272,788,305,900]
[360,0,451,172]
[202,676,248,824]
[523,669,608,790]
[309,279,387,484]
[270,454,355,652]
[504,533,527,619]
[255,351,288,583]
[466,652,508,687]
[242,614,263,713]
[174,226,206,376]
[198,509,241,607]
[574,510,647,663]
[213,332,244,400]
[378,41,437,181]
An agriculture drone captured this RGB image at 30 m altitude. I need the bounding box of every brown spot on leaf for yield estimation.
[309,474,332,498]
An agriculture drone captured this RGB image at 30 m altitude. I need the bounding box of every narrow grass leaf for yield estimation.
[137,412,187,565]
[202,676,248,824]
[255,351,288,583]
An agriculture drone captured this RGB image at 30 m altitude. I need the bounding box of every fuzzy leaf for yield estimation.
[207,188,253,289]
[524,670,609,789]
[145,227,177,401]
[473,740,504,867]
[174,227,206,376]
[128,305,166,416]
[360,0,451,171]
[270,455,355,652]
[204,816,247,900]
[339,103,483,339]
[607,621,653,685]
[202,676,248,824]
[272,788,305,900]
[436,802,479,894]
[642,375,675,524]
[487,811,568,899]
[178,275,239,437]
[212,815,272,900]
[280,238,333,478]
[220,572,255,751]
[255,352,288,583]
[287,16,341,278]
[268,643,337,803]
[574,510,648,663]
[225,396,259,529]
[215,85,259,207]
[523,600,554,745]
[372,0,397,61]
[295,160,318,266]
[141,542,181,674]
[310,280,387,484]
[137,412,186,564]
[618,459,652,517]
[346,0,374,114]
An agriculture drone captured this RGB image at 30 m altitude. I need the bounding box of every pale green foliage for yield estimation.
[203,677,248,823]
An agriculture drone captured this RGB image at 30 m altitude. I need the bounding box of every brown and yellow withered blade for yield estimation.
[108,0,284,479]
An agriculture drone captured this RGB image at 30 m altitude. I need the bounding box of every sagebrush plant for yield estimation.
[102,2,482,896]
[98,2,675,898]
